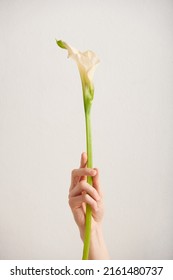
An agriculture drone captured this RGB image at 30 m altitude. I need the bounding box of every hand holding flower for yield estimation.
[69,153,109,260]
[69,152,104,241]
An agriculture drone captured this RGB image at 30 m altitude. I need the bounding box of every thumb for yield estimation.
[79,152,87,181]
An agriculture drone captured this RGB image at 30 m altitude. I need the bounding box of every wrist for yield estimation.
[79,223,109,259]
[89,223,104,247]
[89,223,110,260]
[79,222,102,243]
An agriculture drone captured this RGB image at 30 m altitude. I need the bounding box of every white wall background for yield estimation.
[0,0,173,259]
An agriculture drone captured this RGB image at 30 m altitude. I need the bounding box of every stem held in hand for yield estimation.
[82,112,93,260]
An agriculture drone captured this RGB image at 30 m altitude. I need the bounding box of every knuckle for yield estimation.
[82,193,88,201]
[68,198,73,208]
[71,169,77,178]
[91,187,96,195]
[78,180,85,190]
[91,200,97,210]
[88,185,96,197]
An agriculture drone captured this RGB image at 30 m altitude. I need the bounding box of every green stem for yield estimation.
[82,111,93,260]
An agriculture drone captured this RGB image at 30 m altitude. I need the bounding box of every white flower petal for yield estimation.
[57,40,100,88]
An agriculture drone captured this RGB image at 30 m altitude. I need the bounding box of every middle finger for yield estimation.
[69,180,100,201]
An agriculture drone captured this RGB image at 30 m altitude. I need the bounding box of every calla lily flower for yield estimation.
[56,40,99,260]
[56,40,99,112]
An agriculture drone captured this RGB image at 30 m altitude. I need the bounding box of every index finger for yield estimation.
[72,168,96,180]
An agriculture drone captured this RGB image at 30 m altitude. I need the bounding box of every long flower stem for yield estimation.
[82,111,93,260]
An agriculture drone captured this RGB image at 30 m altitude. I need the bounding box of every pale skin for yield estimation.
[68,152,110,260]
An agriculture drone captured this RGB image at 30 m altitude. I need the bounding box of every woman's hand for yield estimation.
[68,152,104,240]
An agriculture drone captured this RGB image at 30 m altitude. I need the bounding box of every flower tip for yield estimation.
[56,40,67,49]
